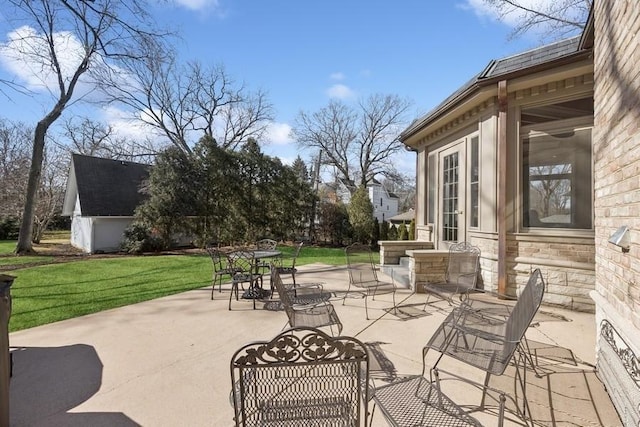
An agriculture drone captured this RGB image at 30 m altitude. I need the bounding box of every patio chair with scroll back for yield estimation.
[230,326,370,426]
[255,238,278,275]
[271,241,303,291]
[228,250,265,310]
[205,245,240,299]
[344,243,396,320]
[372,268,546,426]
[422,241,481,310]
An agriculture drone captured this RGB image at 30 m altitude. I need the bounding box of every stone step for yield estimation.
[379,257,411,289]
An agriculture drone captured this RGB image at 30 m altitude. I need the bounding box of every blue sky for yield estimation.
[0,0,574,177]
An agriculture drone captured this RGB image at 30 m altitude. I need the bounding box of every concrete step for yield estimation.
[379,256,411,289]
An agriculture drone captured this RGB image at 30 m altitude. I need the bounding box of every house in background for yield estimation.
[62,154,150,253]
[387,209,414,228]
[336,178,400,222]
[381,2,640,423]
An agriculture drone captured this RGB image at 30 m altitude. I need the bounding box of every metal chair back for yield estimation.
[270,267,343,336]
[228,250,265,310]
[230,327,369,426]
[427,268,546,375]
[256,239,277,250]
[205,246,236,298]
[344,244,396,320]
[445,241,481,290]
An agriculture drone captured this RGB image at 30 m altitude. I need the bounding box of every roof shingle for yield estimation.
[72,154,150,217]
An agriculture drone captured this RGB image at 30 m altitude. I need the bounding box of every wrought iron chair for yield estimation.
[372,269,545,427]
[228,250,265,310]
[205,246,239,299]
[422,241,480,309]
[230,326,370,426]
[344,243,396,320]
[255,238,278,274]
[271,267,343,336]
[271,241,303,290]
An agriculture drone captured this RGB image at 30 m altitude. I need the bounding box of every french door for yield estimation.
[438,143,466,248]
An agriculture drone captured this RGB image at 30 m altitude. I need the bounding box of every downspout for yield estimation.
[497,80,508,295]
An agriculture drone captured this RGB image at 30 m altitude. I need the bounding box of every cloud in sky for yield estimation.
[461,0,571,28]
[326,84,355,100]
[330,72,345,80]
[0,26,91,93]
[173,0,220,11]
[101,105,163,143]
[265,122,293,145]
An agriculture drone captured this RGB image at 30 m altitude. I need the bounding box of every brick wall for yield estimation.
[593,0,640,339]
[593,1,640,423]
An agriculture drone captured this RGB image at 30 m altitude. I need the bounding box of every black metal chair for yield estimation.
[344,243,396,320]
[271,267,343,336]
[205,246,239,299]
[271,241,303,290]
[230,327,370,426]
[371,269,546,426]
[422,241,480,309]
[228,250,265,310]
[255,238,278,274]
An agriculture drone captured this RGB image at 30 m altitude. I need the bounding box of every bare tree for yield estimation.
[32,142,68,243]
[105,49,274,153]
[479,0,591,41]
[63,117,117,157]
[3,0,168,253]
[61,116,157,161]
[0,120,32,219]
[292,94,412,193]
[190,62,274,151]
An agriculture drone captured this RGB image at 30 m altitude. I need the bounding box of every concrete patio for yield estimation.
[8,263,622,426]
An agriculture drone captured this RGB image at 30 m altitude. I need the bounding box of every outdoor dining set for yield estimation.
[208,240,547,426]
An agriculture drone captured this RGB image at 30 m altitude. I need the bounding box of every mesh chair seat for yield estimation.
[372,376,482,426]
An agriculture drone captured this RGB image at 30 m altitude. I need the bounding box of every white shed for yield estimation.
[62,154,150,253]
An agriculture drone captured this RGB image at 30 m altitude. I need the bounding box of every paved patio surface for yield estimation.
[9,263,622,426]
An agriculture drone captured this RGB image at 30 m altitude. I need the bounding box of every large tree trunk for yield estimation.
[15,120,50,254]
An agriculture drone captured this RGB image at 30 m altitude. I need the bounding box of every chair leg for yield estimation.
[229,282,238,310]
[364,295,369,320]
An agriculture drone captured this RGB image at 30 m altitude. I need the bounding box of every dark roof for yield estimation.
[72,154,150,216]
[401,35,588,140]
[483,37,581,78]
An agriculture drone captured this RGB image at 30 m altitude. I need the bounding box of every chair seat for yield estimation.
[373,376,482,426]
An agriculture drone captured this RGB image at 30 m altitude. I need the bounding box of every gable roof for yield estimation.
[400,35,591,142]
[388,209,414,223]
[63,154,151,217]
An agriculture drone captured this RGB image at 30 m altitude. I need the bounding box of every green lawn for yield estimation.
[0,240,53,267]
[1,243,358,332]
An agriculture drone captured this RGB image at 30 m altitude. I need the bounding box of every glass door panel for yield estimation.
[438,143,466,248]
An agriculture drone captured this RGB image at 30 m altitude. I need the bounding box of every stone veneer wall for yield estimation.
[381,234,595,309]
[468,234,596,311]
[379,240,434,265]
[592,1,640,424]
